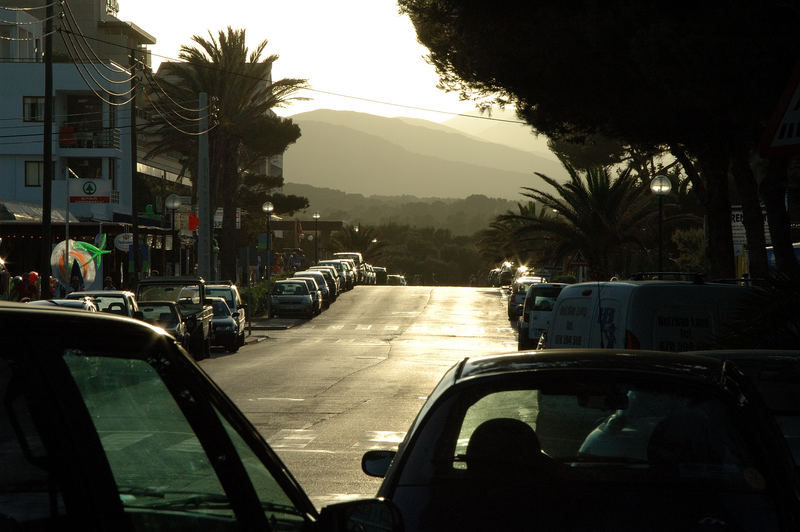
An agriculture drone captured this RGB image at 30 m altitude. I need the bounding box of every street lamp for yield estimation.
[261,201,274,287]
[312,211,320,264]
[166,194,181,275]
[650,175,672,278]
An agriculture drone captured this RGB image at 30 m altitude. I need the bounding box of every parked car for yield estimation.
[292,271,332,308]
[139,300,187,346]
[66,289,142,318]
[293,276,324,315]
[689,349,800,466]
[137,277,214,360]
[0,302,400,531]
[362,349,800,531]
[270,279,316,319]
[28,297,98,311]
[518,282,568,350]
[208,296,241,353]
[317,259,354,290]
[541,279,752,350]
[309,265,341,296]
[374,266,388,285]
[206,281,247,348]
[507,275,546,321]
[386,274,407,286]
[332,252,365,284]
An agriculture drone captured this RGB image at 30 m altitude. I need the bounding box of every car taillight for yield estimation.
[625,330,640,349]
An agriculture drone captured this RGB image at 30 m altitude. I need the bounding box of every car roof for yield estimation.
[68,290,135,297]
[454,349,725,384]
[28,299,94,308]
[1,301,168,349]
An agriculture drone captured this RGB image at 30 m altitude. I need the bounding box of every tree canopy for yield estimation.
[398,1,800,278]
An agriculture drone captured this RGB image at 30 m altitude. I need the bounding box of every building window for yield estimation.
[25,161,43,187]
[23,96,45,122]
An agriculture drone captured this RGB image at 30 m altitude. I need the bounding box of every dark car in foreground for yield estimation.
[362,349,800,531]
[0,302,400,531]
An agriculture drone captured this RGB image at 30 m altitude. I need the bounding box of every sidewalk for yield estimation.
[246,315,303,331]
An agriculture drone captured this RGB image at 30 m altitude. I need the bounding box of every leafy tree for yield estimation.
[141,27,309,280]
[398,1,800,278]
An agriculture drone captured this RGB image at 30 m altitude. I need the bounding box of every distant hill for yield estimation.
[283,182,519,236]
[284,110,566,201]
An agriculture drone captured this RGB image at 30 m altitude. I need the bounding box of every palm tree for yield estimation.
[476,201,548,268]
[502,163,659,280]
[141,27,308,280]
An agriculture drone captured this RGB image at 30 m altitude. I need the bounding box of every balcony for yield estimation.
[58,124,121,150]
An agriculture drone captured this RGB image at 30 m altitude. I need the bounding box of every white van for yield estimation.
[517,283,567,350]
[542,280,751,351]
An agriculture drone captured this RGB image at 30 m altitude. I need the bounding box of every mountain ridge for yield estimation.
[284,109,565,201]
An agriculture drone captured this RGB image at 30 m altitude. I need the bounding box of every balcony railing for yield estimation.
[58,125,120,150]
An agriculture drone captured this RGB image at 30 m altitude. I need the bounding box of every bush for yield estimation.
[240,275,291,317]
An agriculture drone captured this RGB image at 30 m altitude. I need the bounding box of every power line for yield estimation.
[55,27,528,125]
[0,2,60,11]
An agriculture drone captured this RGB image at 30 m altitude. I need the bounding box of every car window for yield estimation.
[425,380,763,494]
[0,359,69,524]
[61,350,307,529]
[211,300,231,316]
[207,288,235,309]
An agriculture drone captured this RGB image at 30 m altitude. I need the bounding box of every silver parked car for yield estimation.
[270,279,315,319]
[292,276,324,315]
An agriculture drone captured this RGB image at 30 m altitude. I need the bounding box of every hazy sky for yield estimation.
[118,0,477,122]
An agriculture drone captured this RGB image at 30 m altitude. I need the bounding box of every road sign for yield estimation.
[571,251,588,267]
[69,179,110,203]
[761,62,800,157]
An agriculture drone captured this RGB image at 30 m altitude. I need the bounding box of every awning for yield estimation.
[0,201,80,223]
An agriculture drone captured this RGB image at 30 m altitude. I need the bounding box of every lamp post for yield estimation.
[650,175,672,279]
[312,211,320,264]
[166,194,181,276]
[261,201,274,287]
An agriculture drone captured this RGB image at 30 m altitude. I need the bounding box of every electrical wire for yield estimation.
[59,0,134,81]
[139,63,209,114]
[58,18,136,85]
[57,28,139,103]
[140,88,216,136]
[0,2,60,11]
[42,27,528,125]
[0,30,57,40]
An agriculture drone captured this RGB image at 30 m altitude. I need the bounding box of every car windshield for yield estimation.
[207,288,235,309]
[272,283,307,295]
[211,299,231,316]
[140,304,178,326]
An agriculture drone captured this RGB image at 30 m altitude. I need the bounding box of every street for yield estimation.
[200,285,515,509]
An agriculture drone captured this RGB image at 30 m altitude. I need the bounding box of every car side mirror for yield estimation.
[133,311,144,320]
[318,498,403,532]
[361,449,396,478]
[231,312,240,319]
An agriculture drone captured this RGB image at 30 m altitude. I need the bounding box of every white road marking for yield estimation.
[269,429,316,449]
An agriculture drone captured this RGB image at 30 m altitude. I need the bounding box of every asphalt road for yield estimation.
[200,284,516,509]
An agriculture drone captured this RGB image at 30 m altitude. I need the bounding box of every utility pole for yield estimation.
[40,0,53,298]
[129,48,142,284]
[197,92,211,279]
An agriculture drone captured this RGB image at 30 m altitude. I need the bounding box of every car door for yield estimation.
[1,309,400,531]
